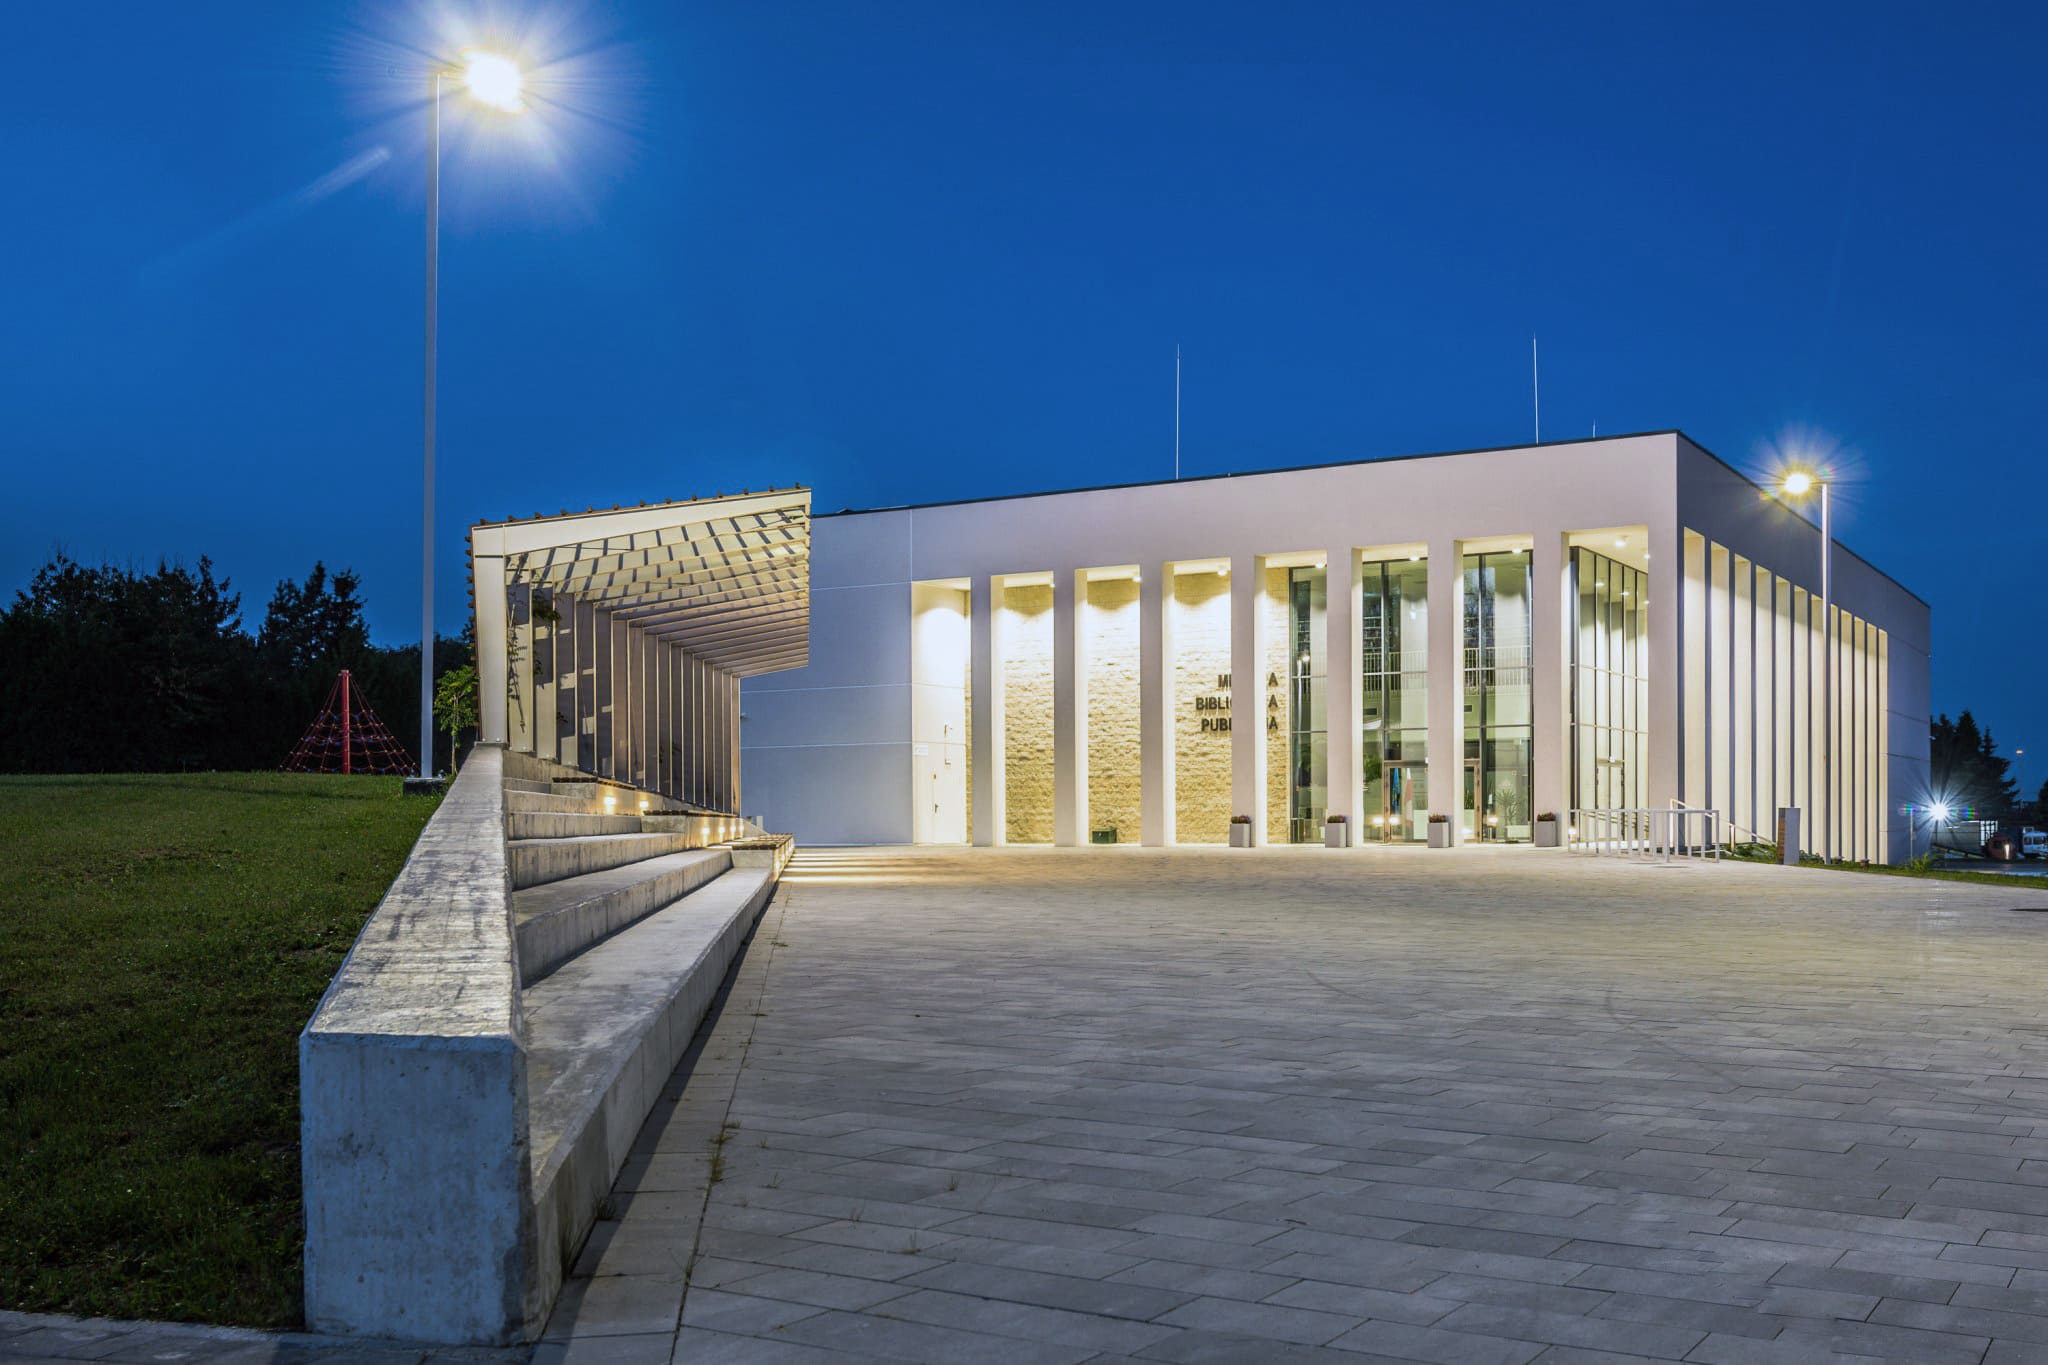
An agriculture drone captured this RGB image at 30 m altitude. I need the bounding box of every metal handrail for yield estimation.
[1567,805,1722,863]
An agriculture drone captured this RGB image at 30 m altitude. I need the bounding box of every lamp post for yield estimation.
[419,53,524,782]
[1781,470,1831,862]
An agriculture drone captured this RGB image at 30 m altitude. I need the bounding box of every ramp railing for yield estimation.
[1567,803,1722,862]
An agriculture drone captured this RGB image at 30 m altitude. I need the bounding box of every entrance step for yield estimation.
[508,831,701,891]
[523,864,779,1296]
[504,776,556,795]
[506,811,646,841]
[512,848,733,985]
[507,789,618,816]
[549,781,645,804]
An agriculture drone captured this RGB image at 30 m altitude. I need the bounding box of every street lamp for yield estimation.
[418,51,525,782]
[1781,469,1831,862]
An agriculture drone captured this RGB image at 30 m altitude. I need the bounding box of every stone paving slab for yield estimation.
[540,846,2048,1362]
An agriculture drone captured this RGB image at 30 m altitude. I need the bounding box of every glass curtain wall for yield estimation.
[1463,552,1533,841]
[1570,548,1649,814]
[1285,567,1328,842]
[1361,558,1430,841]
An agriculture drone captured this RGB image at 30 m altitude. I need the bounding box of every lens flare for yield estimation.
[462,51,524,111]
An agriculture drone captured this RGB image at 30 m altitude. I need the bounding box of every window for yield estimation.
[1286,567,1328,842]
[1361,558,1429,841]
[1570,547,1649,815]
[1464,552,1532,841]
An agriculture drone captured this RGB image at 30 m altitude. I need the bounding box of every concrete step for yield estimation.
[523,863,780,1296]
[506,789,614,816]
[508,831,700,891]
[512,848,733,986]
[549,781,643,804]
[504,777,556,794]
[506,811,646,841]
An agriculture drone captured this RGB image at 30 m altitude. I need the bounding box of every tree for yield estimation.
[0,555,259,772]
[1929,711,2020,818]
[433,664,478,773]
[0,552,475,775]
[258,563,369,674]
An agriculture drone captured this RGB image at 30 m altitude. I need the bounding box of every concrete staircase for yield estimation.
[499,772,795,1303]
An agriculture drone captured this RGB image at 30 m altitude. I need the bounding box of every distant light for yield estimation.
[463,52,525,112]
[1408,553,1421,562]
[1783,471,1814,497]
[1930,802,1951,822]
[1615,536,1627,547]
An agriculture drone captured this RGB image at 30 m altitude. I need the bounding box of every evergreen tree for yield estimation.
[1929,711,2020,818]
[258,563,370,673]
[0,552,472,774]
[0,556,258,771]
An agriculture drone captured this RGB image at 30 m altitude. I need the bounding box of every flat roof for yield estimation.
[817,428,1923,608]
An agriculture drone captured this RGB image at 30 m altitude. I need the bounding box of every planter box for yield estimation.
[1323,822,1351,848]
[1533,820,1561,848]
[1090,828,1118,845]
[1228,824,1254,848]
[1427,823,1452,849]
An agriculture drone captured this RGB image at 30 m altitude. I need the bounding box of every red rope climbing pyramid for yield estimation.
[283,669,415,775]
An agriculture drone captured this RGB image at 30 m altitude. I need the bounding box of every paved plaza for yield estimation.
[536,847,2048,1364]
[13,847,2048,1365]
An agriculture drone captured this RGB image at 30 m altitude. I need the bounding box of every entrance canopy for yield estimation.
[469,488,811,786]
[472,487,812,677]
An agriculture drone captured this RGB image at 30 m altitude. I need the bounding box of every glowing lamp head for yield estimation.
[1930,802,1951,823]
[462,52,525,111]
[1782,471,1814,497]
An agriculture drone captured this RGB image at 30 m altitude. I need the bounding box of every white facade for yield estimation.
[742,433,1930,862]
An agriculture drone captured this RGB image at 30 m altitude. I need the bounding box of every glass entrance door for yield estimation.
[1463,759,1480,840]
[1378,762,1427,841]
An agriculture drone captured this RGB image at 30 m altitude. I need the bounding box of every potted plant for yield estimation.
[1324,813,1351,848]
[1427,813,1452,848]
[1228,814,1254,848]
[1533,812,1562,848]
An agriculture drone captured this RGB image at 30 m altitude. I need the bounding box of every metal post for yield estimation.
[420,74,442,781]
[1819,482,1831,863]
[341,669,353,775]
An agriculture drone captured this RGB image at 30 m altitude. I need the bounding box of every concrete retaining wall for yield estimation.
[301,744,791,1345]
[300,745,539,1344]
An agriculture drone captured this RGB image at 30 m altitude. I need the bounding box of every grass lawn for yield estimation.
[1812,857,2048,890]
[0,772,437,1328]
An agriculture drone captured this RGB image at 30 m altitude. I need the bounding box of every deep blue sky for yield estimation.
[4,2,2042,766]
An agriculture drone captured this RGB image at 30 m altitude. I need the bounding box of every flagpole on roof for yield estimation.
[1174,343,1182,480]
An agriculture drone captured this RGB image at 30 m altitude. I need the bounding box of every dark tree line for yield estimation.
[1929,711,2042,822]
[0,555,470,775]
